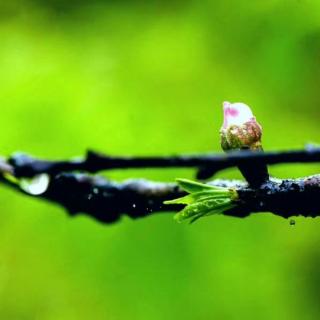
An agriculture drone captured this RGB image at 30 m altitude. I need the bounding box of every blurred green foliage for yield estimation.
[0,0,319,319]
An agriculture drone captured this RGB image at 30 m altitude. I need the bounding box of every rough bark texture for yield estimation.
[0,148,319,224]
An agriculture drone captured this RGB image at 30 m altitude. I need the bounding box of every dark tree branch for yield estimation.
[0,167,319,223]
[42,174,320,222]
[0,149,319,224]
[9,147,320,178]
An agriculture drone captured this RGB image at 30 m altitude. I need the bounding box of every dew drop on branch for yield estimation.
[20,174,50,195]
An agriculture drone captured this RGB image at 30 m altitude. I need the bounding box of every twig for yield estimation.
[1,168,319,223]
[9,147,320,178]
[0,149,318,223]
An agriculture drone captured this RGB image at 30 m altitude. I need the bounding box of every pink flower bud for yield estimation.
[222,101,254,129]
[220,101,269,187]
[220,101,262,151]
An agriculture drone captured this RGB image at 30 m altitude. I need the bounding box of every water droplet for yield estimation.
[88,194,93,200]
[93,188,99,194]
[20,174,50,195]
[132,204,136,208]
[289,219,296,226]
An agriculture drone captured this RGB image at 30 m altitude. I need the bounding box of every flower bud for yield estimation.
[220,101,262,151]
[220,101,269,187]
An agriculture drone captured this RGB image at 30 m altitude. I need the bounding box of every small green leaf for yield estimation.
[164,190,229,205]
[165,178,238,223]
[176,178,225,193]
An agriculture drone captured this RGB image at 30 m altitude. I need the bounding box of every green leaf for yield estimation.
[174,197,235,223]
[176,178,225,193]
[165,178,238,223]
[164,190,230,205]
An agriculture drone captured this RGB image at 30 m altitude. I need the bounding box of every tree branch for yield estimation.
[0,167,319,223]
[37,173,320,222]
[9,147,320,178]
[0,149,319,223]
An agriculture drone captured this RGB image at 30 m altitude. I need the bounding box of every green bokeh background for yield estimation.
[0,1,319,319]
